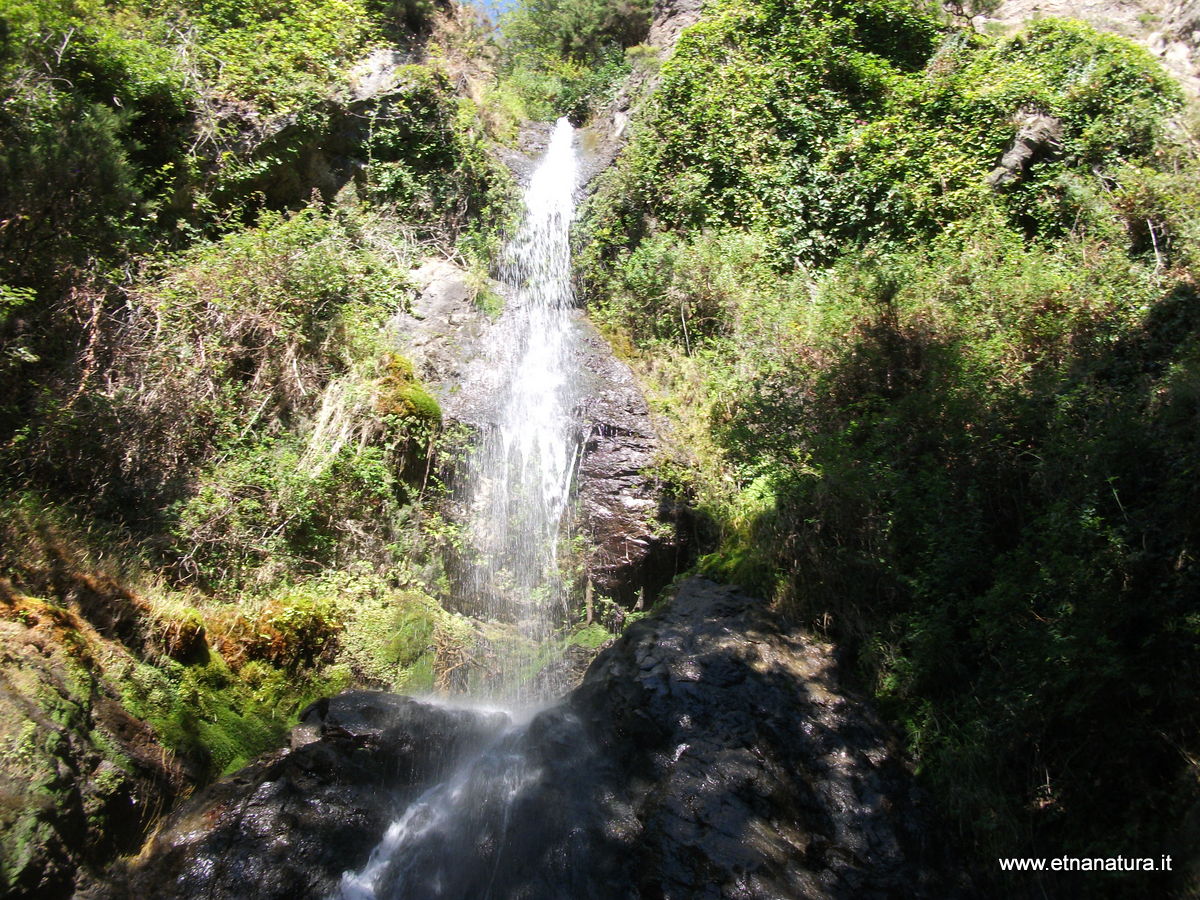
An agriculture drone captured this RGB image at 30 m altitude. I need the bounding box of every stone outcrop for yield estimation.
[986,110,1063,188]
[101,579,963,900]
[571,320,690,605]
[563,578,960,899]
[0,587,190,900]
[202,48,457,213]
[82,694,506,900]
[391,257,495,404]
[579,0,704,184]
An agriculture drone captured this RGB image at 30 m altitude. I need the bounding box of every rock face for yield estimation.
[88,694,507,900]
[0,587,189,900]
[104,579,961,900]
[579,0,704,184]
[562,578,957,899]
[571,320,689,605]
[396,258,686,609]
[986,111,1063,188]
[392,257,495,403]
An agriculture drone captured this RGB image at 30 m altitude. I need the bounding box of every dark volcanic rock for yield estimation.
[103,580,963,900]
[564,578,956,899]
[91,693,507,900]
[572,319,689,605]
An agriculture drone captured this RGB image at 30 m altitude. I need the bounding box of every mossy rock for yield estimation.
[376,352,442,423]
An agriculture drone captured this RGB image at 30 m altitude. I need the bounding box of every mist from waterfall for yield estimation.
[335,118,584,900]
[459,116,581,700]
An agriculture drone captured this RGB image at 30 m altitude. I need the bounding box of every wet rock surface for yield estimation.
[571,319,690,604]
[103,579,961,900]
[87,694,507,900]
[398,253,686,607]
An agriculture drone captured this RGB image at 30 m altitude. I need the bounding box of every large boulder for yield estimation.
[85,693,507,900]
[100,579,964,899]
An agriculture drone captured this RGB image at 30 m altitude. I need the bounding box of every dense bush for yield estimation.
[581,5,1178,272]
[492,0,646,122]
[580,0,1200,893]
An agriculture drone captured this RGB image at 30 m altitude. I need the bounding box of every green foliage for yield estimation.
[495,0,641,122]
[502,0,650,66]
[0,79,144,288]
[566,621,612,649]
[361,67,515,237]
[332,579,479,691]
[581,8,1179,277]
[174,437,398,585]
[120,643,348,777]
[580,0,1200,891]
[0,1,196,289]
[188,0,379,114]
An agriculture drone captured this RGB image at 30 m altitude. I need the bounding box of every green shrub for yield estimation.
[502,0,651,67]
[579,1,1200,889]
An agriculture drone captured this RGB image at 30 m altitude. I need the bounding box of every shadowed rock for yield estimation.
[572,319,690,606]
[82,694,507,900]
[96,579,965,899]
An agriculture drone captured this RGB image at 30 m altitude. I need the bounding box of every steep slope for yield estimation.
[577,0,1200,896]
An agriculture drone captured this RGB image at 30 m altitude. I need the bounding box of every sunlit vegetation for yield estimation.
[0,0,518,891]
[4,0,1200,893]
[579,0,1200,893]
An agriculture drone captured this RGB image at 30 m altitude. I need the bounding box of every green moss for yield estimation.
[566,622,611,650]
[377,353,442,423]
[117,644,339,781]
[399,652,437,693]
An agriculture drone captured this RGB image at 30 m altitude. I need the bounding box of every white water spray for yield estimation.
[335,119,583,900]
[459,117,581,698]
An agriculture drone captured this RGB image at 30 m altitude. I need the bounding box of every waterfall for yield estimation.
[334,121,583,899]
[459,116,581,699]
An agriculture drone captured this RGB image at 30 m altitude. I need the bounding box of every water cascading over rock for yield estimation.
[458,117,581,699]
[334,117,584,900]
[103,116,955,900]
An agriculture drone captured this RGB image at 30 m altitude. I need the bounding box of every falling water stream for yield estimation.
[337,119,584,899]
[460,116,582,701]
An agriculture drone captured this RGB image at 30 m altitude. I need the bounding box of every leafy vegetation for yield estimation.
[489,0,649,122]
[0,0,522,889]
[580,0,1200,894]
[6,0,1199,893]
